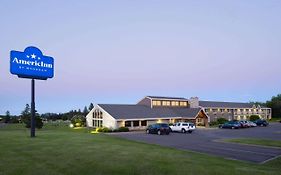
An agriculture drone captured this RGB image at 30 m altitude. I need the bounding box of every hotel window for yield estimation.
[162,101,171,106]
[220,109,224,113]
[179,101,187,107]
[125,121,131,127]
[171,101,179,106]
[152,100,161,106]
[141,120,147,126]
[133,121,139,127]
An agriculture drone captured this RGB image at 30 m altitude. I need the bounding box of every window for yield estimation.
[220,109,224,112]
[141,120,147,126]
[162,101,171,106]
[180,101,187,107]
[152,100,161,106]
[125,121,131,127]
[171,101,179,106]
[133,121,139,127]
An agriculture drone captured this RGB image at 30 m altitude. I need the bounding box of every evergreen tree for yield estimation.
[88,103,94,111]
[4,110,11,123]
[83,106,88,116]
[21,104,43,129]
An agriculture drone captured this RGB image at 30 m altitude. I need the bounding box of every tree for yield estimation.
[21,104,31,117]
[4,110,11,123]
[21,104,43,129]
[266,94,281,118]
[88,103,94,111]
[83,106,88,116]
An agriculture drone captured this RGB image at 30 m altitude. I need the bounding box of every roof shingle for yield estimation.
[98,104,201,120]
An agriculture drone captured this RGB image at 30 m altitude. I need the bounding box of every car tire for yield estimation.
[231,126,234,129]
[146,130,150,134]
[188,130,192,134]
[181,129,186,133]
[157,130,161,135]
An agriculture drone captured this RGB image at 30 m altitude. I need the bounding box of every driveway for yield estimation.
[110,123,281,163]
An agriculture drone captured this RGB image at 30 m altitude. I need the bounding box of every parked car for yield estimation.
[239,120,251,128]
[253,119,269,127]
[219,121,241,129]
[246,121,257,127]
[146,123,170,135]
[170,122,196,133]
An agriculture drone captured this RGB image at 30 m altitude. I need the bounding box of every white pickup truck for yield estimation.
[170,122,196,133]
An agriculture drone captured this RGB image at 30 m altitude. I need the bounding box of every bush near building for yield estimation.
[71,115,86,127]
[209,117,228,126]
[95,127,129,133]
[250,115,260,121]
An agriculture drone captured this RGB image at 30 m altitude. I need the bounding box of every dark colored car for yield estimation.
[146,123,170,135]
[219,121,241,129]
[254,119,269,127]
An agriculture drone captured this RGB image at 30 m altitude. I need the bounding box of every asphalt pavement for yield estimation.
[109,123,281,163]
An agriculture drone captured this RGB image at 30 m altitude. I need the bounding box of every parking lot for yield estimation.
[110,123,281,163]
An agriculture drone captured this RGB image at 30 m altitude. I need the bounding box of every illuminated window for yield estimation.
[162,101,171,106]
[179,101,187,106]
[152,100,161,106]
[171,101,179,106]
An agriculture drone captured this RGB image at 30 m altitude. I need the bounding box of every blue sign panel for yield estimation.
[10,46,54,80]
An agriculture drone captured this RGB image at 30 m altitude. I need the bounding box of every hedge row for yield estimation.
[96,127,129,133]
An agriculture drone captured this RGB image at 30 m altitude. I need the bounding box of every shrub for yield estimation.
[250,115,260,121]
[217,117,228,124]
[71,115,86,127]
[209,121,218,126]
[118,127,129,132]
[102,127,112,132]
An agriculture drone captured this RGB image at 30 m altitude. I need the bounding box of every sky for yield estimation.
[0,0,281,115]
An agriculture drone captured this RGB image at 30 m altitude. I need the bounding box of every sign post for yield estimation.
[10,46,54,137]
[31,79,35,137]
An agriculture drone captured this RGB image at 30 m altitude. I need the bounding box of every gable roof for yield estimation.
[199,101,254,108]
[98,104,201,120]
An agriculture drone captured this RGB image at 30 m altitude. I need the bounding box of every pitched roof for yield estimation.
[146,96,188,100]
[98,104,201,120]
[199,101,254,108]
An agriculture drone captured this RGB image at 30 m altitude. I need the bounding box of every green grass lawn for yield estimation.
[224,138,281,148]
[0,124,280,175]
